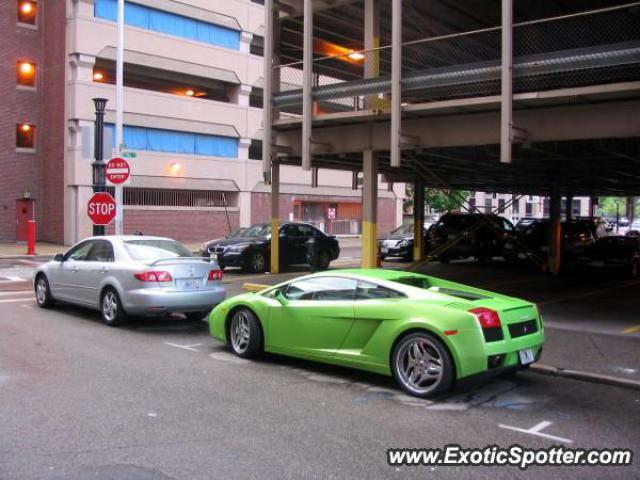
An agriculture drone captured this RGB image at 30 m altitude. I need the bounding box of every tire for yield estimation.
[34,274,55,309]
[315,250,331,270]
[244,251,267,273]
[391,332,454,398]
[228,308,263,358]
[379,255,387,261]
[185,311,209,321]
[100,287,127,327]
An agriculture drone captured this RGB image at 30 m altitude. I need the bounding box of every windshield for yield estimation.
[124,239,193,261]
[242,224,272,237]
[227,227,247,238]
[390,224,414,235]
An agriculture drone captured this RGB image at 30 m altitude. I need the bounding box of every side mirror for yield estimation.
[274,289,289,306]
[53,253,64,262]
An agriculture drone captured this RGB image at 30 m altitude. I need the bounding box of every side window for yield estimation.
[283,224,301,237]
[298,225,317,237]
[64,241,95,261]
[356,281,406,300]
[284,277,357,301]
[502,219,514,232]
[87,240,115,262]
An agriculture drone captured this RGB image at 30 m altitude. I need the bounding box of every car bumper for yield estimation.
[380,246,411,257]
[217,252,244,267]
[123,286,226,315]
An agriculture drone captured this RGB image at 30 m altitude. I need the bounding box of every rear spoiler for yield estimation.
[149,256,216,266]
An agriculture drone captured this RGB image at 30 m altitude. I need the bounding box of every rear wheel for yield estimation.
[229,308,263,358]
[391,332,454,398]
[315,250,331,270]
[35,274,55,308]
[100,288,127,326]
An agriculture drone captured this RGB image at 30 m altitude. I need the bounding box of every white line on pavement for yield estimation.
[0,290,32,296]
[498,421,573,444]
[164,342,203,352]
[0,298,34,304]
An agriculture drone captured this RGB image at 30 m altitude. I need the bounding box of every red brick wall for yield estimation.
[107,209,240,243]
[0,2,43,241]
[0,0,65,242]
[251,193,398,235]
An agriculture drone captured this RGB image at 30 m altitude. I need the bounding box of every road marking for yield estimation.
[498,420,573,444]
[164,342,202,352]
[0,298,34,303]
[0,278,28,284]
[0,290,32,296]
[622,325,640,334]
[20,304,35,309]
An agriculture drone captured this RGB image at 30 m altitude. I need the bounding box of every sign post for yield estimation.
[87,192,117,226]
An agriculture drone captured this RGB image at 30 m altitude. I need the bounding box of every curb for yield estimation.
[531,363,640,391]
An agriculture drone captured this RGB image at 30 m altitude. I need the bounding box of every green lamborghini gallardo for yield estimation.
[208,269,544,397]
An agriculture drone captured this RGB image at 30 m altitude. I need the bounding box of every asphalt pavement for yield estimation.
[1,249,639,479]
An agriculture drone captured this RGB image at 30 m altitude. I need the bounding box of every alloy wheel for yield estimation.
[36,278,47,305]
[102,291,118,323]
[231,311,251,354]
[394,336,444,395]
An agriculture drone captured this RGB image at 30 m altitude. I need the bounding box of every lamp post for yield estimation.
[92,97,108,236]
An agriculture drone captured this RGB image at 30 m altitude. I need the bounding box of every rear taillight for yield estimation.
[134,271,173,283]
[469,307,504,342]
[207,269,223,281]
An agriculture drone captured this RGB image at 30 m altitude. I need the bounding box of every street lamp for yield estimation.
[92,97,108,236]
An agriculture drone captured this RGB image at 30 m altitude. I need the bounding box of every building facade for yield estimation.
[1,0,403,245]
[466,192,591,222]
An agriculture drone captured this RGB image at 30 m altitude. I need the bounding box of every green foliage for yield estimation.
[425,189,470,213]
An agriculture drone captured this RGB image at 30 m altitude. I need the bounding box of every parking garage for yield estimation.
[260,0,640,273]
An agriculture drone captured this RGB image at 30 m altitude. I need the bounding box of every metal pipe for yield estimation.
[390,0,402,168]
[115,0,125,234]
[301,0,313,171]
[500,0,513,164]
[262,0,274,175]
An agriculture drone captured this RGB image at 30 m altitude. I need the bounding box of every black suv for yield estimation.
[201,222,340,273]
[506,219,601,262]
[427,213,516,263]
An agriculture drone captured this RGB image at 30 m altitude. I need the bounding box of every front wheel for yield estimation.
[391,332,454,398]
[315,250,331,270]
[35,274,55,308]
[229,308,263,358]
[244,251,267,273]
[100,288,127,326]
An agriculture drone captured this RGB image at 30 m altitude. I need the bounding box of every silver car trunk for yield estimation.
[148,258,221,291]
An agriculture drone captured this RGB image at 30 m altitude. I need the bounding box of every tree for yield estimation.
[425,189,470,213]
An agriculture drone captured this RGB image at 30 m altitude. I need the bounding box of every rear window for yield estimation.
[124,239,193,261]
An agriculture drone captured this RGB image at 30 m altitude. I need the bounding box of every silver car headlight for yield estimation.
[398,240,408,248]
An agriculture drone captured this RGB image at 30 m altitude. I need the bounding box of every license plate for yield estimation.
[381,247,389,254]
[179,279,200,290]
[519,348,535,365]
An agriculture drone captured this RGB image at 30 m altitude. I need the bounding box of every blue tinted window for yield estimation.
[94,0,240,50]
[106,124,238,158]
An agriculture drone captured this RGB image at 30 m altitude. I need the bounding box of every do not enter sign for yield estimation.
[106,157,130,185]
[87,192,116,225]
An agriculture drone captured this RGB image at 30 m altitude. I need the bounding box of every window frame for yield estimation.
[355,280,407,301]
[64,241,96,262]
[17,0,38,27]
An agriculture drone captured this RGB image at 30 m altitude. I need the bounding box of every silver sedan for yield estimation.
[33,236,226,326]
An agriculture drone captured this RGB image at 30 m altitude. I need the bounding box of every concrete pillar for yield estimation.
[565,194,573,221]
[232,84,253,107]
[362,150,378,268]
[413,178,425,261]
[548,189,562,275]
[270,161,280,274]
[262,0,275,176]
[239,31,253,54]
[500,0,513,163]
[626,196,635,222]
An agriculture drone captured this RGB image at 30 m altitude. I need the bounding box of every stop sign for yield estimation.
[87,192,116,226]
[106,157,130,185]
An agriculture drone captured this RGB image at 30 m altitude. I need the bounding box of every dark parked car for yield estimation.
[505,219,601,262]
[426,213,516,263]
[378,223,428,260]
[201,227,247,255]
[202,222,340,273]
[564,236,640,278]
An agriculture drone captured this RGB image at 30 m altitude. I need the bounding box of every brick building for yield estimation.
[1,0,403,245]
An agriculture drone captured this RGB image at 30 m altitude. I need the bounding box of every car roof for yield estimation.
[82,235,175,242]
